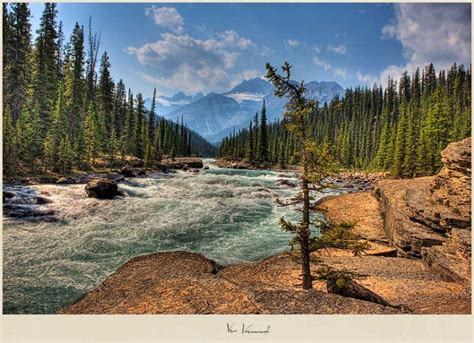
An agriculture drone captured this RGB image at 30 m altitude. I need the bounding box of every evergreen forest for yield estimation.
[2,3,216,177]
[219,63,471,177]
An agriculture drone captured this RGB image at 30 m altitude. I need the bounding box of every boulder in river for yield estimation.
[3,190,15,201]
[161,157,204,169]
[85,178,120,199]
[120,165,137,177]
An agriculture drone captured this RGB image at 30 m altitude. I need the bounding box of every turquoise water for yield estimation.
[3,160,345,314]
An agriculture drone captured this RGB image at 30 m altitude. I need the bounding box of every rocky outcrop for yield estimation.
[374,138,471,258]
[317,190,470,314]
[431,137,471,229]
[374,177,447,258]
[61,251,403,314]
[61,246,471,314]
[85,178,121,199]
[313,254,470,314]
[318,192,397,256]
[422,228,471,288]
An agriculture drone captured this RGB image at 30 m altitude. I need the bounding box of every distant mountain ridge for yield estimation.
[150,78,345,142]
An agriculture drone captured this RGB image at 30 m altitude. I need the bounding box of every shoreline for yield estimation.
[59,139,472,315]
[2,156,208,186]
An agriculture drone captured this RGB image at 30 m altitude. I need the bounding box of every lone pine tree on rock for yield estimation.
[265,61,336,289]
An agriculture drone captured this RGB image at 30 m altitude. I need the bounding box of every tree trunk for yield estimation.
[301,165,313,290]
[326,278,390,306]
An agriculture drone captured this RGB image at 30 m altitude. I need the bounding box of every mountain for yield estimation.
[165,92,259,142]
[222,78,273,104]
[164,78,345,142]
[145,92,204,115]
[226,78,273,95]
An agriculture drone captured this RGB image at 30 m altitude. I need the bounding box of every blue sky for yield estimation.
[29,3,471,99]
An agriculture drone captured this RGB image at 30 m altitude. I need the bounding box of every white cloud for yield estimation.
[127,31,257,94]
[145,6,184,34]
[285,39,320,53]
[217,30,255,49]
[379,3,470,85]
[334,68,349,80]
[287,39,300,47]
[126,33,238,68]
[313,56,332,72]
[140,65,232,94]
[356,71,378,86]
[327,44,347,55]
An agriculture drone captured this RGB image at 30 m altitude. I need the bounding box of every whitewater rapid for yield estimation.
[3,159,349,314]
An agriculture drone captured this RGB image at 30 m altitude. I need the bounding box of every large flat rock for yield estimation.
[61,251,403,314]
[61,252,257,314]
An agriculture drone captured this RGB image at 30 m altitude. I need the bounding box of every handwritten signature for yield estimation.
[227,323,271,335]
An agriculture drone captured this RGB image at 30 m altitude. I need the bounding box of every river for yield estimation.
[3,159,352,314]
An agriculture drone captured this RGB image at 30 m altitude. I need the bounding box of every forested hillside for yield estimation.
[2,3,216,177]
[220,63,471,177]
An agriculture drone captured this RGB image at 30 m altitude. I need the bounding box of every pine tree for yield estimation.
[33,3,60,139]
[17,106,42,171]
[113,80,127,160]
[278,142,287,169]
[44,82,69,172]
[266,62,324,290]
[2,106,18,175]
[5,3,32,123]
[147,88,157,164]
[64,22,85,143]
[3,4,14,112]
[83,102,101,165]
[246,121,255,161]
[135,93,145,159]
[85,17,100,105]
[257,100,270,164]
[98,51,115,143]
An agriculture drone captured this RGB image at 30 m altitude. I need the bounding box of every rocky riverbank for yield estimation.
[60,138,471,315]
[3,157,205,186]
[216,158,389,190]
